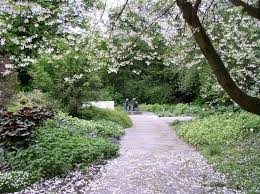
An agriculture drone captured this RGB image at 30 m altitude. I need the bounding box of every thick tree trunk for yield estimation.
[0,51,17,108]
[176,0,260,115]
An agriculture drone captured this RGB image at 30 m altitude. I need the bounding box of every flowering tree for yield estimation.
[105,0,260,115]
[105,2,201,103]
[176,0,260,114]
[0,0,100,87]
[0,0,259,115]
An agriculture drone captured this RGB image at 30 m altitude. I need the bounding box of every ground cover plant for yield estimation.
[79,107,132,128]
[140,103,200,116]
[173,111,260,193]
[0,171,34,193]
[7,91,60,112]
[0,107,54,150]
[140,103,239,118]
[0,109,126,193]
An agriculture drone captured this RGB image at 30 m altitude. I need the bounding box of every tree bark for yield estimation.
[229,0,260,20]
[0,50,17,108]
[176,0,260,115]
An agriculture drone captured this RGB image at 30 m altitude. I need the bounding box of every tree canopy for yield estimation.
[0,0,259,114]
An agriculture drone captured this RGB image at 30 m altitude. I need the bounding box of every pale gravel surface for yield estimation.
[17,113,242,194]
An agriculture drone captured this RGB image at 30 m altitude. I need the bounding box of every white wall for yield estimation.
[83,101,115,110]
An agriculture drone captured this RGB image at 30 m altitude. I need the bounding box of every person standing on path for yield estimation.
[124,98,130,111]
[131,98,136,111]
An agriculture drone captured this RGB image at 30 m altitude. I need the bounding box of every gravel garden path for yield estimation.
[19,113,241,194]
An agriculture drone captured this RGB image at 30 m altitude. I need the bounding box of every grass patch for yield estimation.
[140,103,239,117]
[79,107,132,128]
[140,103,198,116]
[174,111,260,193]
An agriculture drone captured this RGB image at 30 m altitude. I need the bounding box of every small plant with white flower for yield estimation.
[0,171,35,193]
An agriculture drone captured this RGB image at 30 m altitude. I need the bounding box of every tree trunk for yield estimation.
[176,0,260,115]
[0,51,17,108]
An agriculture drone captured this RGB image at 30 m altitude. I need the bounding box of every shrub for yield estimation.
[140,103,202,116]
[0,107,53,150]
[176,112,260,147]
[49,112,125,139]
[7,91,60,112]
[140,103,240,118]
[31,52,104,116]
[5,129,118,179]
[3,113,124,188]
[175,111,260,192]
[79,107,132,128]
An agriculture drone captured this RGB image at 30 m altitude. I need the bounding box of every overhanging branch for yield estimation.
[229,0,260,20]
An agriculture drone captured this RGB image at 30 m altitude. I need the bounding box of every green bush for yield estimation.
[0,107,53,151]
[140,103,239,118]
[2,113,125,191]
[5,128,118,178]
[79,107,132,128]
[140,103,202,116]
[50,112,125,139]
[0,171,35,193]
[31,52,104,116]
[8,91,60,112]
[175,111,260,192]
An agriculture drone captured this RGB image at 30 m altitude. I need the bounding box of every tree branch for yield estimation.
[115,0,129,21]
[176,0,260,115]
[94,0,107,27]
[229,0,260,20]
[131,1,176,45]
[109,0,129,39]
[194,0,202,13]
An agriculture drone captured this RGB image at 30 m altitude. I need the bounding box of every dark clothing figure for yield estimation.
[124,97,140,111]
[124,98,129,111]
[131,98,139,111]
[133,100,139,111]
[131,98,136,111]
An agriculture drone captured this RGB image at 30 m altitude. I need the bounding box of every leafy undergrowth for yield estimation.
[140,103,238,117]
[7,91,60,112]
[0,112,125,193]
[0,107,54,151]
[0,171,35,193]
[174,111,260,193]
[79,107,132,128]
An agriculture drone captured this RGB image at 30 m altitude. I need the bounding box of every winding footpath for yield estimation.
[19,113,241,194]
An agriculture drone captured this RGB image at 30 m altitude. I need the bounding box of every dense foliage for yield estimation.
[1,0,259,111]
[0,107,53,151]
[0,171,34,193]
[0,0,259,192]
[105,0,259,108]
[79,107,132,128]
[140,103,239,117]
[7,91,60,112]
[174,111,260,193]
[31,49,105,115]
[1,110,127,192]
